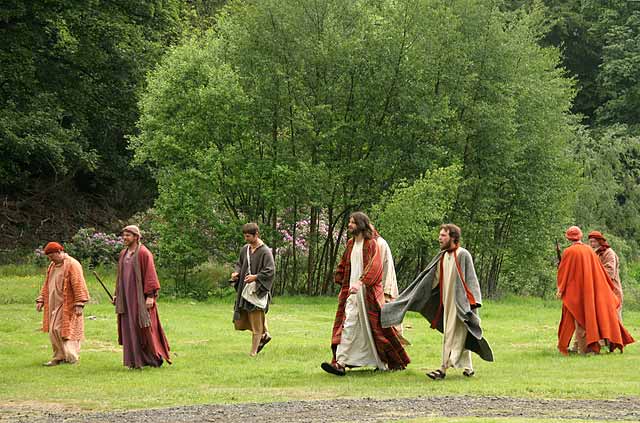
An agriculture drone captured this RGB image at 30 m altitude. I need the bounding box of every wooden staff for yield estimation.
[92,271,114,302]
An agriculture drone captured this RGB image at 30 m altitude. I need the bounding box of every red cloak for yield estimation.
[331,237,410,369]
[116,245,171,365]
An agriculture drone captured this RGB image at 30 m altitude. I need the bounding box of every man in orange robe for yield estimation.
[557,226,634,355]
[36,242,90,366]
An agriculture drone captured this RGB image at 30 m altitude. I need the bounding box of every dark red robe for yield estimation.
[116,245,171,367]
[331,237,410,370]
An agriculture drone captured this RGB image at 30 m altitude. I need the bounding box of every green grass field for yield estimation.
[0,265,638,412]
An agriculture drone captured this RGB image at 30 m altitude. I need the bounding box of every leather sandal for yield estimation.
[426,369,446,380]
[321,361,346,376]
[256,334,272,354]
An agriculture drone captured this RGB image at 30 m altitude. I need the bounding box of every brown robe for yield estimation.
[115,244,171,368]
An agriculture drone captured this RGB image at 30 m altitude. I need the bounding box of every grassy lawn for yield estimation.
[0,265,638,412]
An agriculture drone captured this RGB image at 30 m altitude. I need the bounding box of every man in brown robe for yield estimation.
[231,223,275,356]
[113,225,171,368]
[36,242,90,366]
[588,230,623,320]
[557,226,634,355]
[321,212,410,376]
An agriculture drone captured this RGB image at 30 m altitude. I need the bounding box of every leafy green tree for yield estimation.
[0,0,189,250]
[134,0,578,296]
[574,125,640,244]
[373,165,462,283]
[595,7,640,130]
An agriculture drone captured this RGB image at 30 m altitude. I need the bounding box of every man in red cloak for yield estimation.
[113,225,171,368]
[557,226,634,355]
[321,212,409,376]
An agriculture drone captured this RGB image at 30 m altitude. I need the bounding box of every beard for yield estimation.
[440,239,453,251]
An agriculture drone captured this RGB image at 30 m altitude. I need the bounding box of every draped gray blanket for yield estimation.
[381,247,494,362]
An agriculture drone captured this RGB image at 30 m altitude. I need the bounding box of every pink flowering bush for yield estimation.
[276,214,347,257]
[33,247,49,266]
[65,227,124,266]
[277,219,309,255]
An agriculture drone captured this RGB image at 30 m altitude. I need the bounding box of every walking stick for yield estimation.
[555,239,562,267]
[92,271,114,302]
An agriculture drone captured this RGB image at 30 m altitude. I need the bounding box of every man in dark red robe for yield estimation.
[113,225,171,368]
[321,212,409,376]
[557,226,634,355]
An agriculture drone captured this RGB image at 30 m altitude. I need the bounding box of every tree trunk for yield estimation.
[306,206,319,294]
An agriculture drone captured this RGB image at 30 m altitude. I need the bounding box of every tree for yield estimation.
[0,0,188,248]
[133,0,577,296]
[373,164,462,283]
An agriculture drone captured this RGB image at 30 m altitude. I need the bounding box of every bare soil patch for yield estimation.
[2,396,639,422]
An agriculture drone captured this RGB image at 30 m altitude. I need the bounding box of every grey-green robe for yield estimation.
[381,247,493,362]
[232,243,275,321]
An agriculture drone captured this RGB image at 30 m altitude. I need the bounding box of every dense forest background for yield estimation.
[2,0,639,300]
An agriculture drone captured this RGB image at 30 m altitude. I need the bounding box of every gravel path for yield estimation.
[3,396,639,422]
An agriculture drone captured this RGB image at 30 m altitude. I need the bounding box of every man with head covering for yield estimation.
[113,225,171,368]
[556,226,634,355]
[36,242,90,366]
[230,223,275,356]
[588,230,623,319]
[321,212,410,376]
[381,224,493,380]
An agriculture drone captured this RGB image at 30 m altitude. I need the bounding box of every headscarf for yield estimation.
[565,226,583,242]
[122,225,141,238]
[43,242,64,255]
[588,230,610,253]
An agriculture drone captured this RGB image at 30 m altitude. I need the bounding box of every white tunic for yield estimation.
[335,239,386,369]
[434,251,472,371]
[377,237,399,299]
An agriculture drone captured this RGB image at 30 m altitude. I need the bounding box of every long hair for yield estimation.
[350,212,374,240]
[440,223,461,245]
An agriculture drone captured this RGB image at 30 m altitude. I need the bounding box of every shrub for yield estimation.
[33,247,50,267]
[161,260,234,300]
[64,227,124,267]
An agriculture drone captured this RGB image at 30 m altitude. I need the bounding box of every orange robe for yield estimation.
[557,243,634,354]
[597,247,623,315]
[37,255,90,341]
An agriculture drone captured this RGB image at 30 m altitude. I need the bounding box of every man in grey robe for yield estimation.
[381,224,493,379]
[231,222,275,356]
